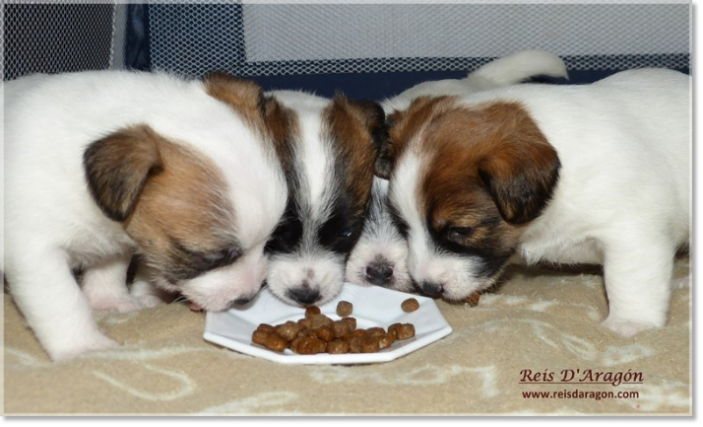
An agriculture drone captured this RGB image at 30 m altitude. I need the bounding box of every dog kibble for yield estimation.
[401,298,420,312]
[466,292,481,307]
[327,339,350,354]
[305,306,321,318]
[275,321,300,342]
[336,300,353,317]
[251,305,415,355]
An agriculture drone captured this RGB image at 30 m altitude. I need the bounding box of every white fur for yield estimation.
[344,177,413,292]
[381,50,568,113]
[2,71,287,360]
[346,50,569,292]
[391,68,690,336]
[263,90,347,306]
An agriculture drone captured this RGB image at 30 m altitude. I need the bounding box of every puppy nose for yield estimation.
[287,287,321,305]
[420,281,444,297]
[365,263,394,286]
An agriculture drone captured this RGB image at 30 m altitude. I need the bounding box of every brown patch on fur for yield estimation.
[262,96,299,177]
[204,72,299,174]
[378,96,458,179]
[391,100,560,255]
[84,125,164,222]
[323,95,385,215]
[203,72,266,131]
[86,124,238,281]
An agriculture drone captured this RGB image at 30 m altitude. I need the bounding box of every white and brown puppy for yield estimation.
[346,50,568,292]
[2,71,288,360]
[262,90,384,306]
[379,68,689,336]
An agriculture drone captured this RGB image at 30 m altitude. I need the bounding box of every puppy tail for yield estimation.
[467,50,569,87]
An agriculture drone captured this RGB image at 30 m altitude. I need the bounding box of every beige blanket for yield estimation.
[3,258,691,415]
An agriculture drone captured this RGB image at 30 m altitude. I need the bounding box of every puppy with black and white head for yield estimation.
[379,68,689,336]
[3,71,288,360]
[345,50,568,292]
[262,90,385,306]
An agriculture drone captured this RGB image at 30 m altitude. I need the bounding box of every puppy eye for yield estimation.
[448,226,473,240]
[338,226,354,238]
[200,246,241,269]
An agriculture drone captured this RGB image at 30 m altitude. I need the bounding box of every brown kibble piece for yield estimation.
[348,335,364,353]
[310,313,333,330]
[297,317,312,330]
[332,320,350,338]
[336,300,353,317]
[305,306,321,318]
[292,336,326,355]
[401,297,420,312]
[396,323,415,340]
[341,317,357,331]
[366,327,385,338]
[256,323,276,333]
[252,329,270,346]
[361,336,380,353]
[466,292,481,307]
[275,321,300,342]
[316,325,334,342]
[387,323,401,340]
[378,333,394,350]
[327,339,350,354]
[264,333,288,352]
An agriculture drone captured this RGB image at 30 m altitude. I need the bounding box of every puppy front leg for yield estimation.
[601,236,674,337]
[8,251,119,360]
[81,253,144,312]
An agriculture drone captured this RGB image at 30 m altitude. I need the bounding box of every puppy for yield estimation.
[262,90,384,306]
[2,70,288,360]
[379,68,689,336]
[345,176,414,292]
[346,50,568,291]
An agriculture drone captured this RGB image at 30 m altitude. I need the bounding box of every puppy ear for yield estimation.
[343,98,387,153]
[262,95,297,175]
[83,125,164,222]
[377,96,455,179]
[203,72,266,125]
[477,122,560,224]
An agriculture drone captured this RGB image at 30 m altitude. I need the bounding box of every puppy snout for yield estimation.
[287,287,321,306]
[365,263,394,286]
[420,281,444,297]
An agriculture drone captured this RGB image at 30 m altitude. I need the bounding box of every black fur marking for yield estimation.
[427,213,513,279]
[387,202,410,239]
[317,195,364,256]
[265,198,304,255]
[167,240,243,281]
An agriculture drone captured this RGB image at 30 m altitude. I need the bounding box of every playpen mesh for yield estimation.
[2,1,690,81]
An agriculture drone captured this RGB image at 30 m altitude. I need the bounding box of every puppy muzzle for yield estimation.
[420,281,444,297]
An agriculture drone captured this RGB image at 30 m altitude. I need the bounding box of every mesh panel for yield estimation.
[148,2,690,79]
[3,2,116,81]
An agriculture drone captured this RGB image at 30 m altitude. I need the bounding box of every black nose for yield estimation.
[287,287,321,305]
[365,263,394,286]
[420,281,444,297]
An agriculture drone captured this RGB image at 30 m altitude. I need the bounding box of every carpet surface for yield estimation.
[3,259,691,415]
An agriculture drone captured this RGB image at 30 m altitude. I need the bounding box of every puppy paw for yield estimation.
[49,333,120,361]
[88,294,145,313]
[135,294,165,309]
[601,316,660,338]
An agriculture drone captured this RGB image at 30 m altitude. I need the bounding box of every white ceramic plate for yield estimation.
[203,284,452,365]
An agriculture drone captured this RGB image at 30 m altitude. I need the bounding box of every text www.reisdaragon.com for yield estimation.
[521,390,640,401]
